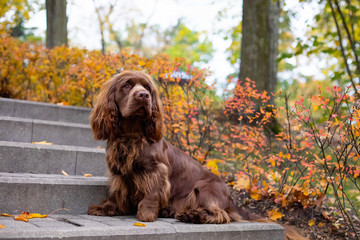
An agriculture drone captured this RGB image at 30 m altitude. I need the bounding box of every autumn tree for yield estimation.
[46,0,67,48]
[239,0,280,97]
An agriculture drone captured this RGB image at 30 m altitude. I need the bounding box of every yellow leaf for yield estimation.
[134,222,146,227]
[84,174,92,177]
[250,192,262,200]
[0,225,4,229]
[205,159,220,176]
[32,141,53,145]
[174,128,180,134]
[1,213,12,217]
[318,222,324,227]
[308,219,315,226]
[61,170,69,176]
[235,175,250,190]
[29,213,47,218]
[268,208,283,221]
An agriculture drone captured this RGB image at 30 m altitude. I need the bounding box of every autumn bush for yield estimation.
[1,32,359,236]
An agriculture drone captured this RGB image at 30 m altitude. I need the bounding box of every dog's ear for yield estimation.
[90,77,120,140]
[144,79,163,143]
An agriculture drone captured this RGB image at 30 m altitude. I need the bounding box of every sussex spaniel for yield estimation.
[87,70,257,224]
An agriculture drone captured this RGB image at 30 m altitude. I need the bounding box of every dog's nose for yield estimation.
[136,91,150,101]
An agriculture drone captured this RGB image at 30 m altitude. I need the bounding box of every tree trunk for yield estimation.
[239,0,280,96]
[46,0,67,49]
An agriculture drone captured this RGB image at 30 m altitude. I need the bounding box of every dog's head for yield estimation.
[90,71,163,142]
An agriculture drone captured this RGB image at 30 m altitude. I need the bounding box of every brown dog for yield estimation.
[88,70,257,223]
[87,71,308,239]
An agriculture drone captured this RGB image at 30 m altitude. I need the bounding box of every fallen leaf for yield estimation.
[332,222,341,230]
[322,211,332,221]
[21,212,32,219]
[134,222,146,227]
[268,208,283,221]
[308,219,315,226]
[32,141,53,145]
[14,215,29,222]
[315,193,326,210]
[250,192,262,200]
[97,146,103,149]
[1,213,12,217]
[61,170,69,176]
[318,222,324,227]
[29,213,47,218]
[0,225,4,229]
[83,174,92,177]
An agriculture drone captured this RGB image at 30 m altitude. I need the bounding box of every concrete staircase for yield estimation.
[0,98,285,239]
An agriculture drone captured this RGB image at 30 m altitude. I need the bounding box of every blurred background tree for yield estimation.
[46,0,67,48]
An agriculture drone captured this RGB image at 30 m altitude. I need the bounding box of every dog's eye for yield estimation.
[145,86,151,92]
[123,83,131,89]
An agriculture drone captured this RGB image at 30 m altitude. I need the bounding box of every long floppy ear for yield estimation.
[144,80,163,143]
[90,77,120,140]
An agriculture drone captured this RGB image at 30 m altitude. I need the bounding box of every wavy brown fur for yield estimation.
[88,71,307,239]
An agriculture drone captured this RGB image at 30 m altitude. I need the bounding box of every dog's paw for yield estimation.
[88,205,106,216]
[175,210,201,224]
[88,204,118,216]
[137,209,157,222]
[159,207,175,218]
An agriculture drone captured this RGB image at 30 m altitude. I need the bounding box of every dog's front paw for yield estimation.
[137,209,157,222]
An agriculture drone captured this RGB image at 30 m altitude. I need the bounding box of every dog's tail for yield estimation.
[230,201,309,240]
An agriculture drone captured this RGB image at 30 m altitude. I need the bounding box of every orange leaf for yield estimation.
[250,189,262,200]
[0,225,4,229]
[1,213,12,217]
[250,193,262,200]
[268,208,283,221]
[21,212,32,219]
[14,215,29,222]
[134,222,146,227]
[83,174,92,177]
[315,193,326,210]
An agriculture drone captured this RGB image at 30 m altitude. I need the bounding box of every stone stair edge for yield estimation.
[0,97,91,111]
[0,172,108,185]
[0,116,91,129]
[0,215,285,240]
[0,141,105,153]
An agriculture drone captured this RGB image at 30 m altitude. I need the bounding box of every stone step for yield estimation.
[0,215,285,240]
[0,173,108,215]
[0,116,105,148]
[0,141,106,176]
[0,98,91,124]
